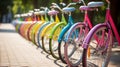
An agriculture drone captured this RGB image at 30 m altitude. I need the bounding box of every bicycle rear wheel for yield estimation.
[82,25,113,67]
[64,24,88,66]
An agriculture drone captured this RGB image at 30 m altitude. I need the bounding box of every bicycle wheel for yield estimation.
[37,22,50,48]
[31,23,41,45]
[41,27,52,54]
[82,25,113,67]
[26,23,35,40]
[49,25,64,60]
[34,22,45,46]
[41,22,58,54]
[64,24,88,66]
[42,36,51,54]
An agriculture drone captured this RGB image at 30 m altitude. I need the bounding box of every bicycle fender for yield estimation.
[65,22,85,42]
[41,22,57,37]
[49,22,66,38]
[58,24,71,42]
[82,23,108,49]
[38,22,50,36]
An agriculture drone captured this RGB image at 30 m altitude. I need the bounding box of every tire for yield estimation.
[82,25,113,67]
[58,28,72,64]
[49,25,63,60]
[41,23,57,54]
[37,22,50,48]
[58,41,66,64]
[49,38,59,59]
[27,23,35,41]
[64,24,88,66]
[42,36,51,54]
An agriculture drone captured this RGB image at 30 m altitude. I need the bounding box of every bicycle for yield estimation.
[27,9,42,42]
[13,14,23,33]
[48,3,68,59]
[19,13,31,38]
[37,7,54,48]
[58,0,102,66]
[19,12,34,38]
[82,0,119,67]
[34,7,50,46]
[41,9,60,54]
[26,11,38,41]
[62,1,104,66]
[29,10,46,45]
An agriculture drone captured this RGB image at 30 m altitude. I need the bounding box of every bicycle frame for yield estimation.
[30,15,45,44]
[49,14,67,39]
[41,14,60,37]
[63,6,100,66]
[83,3,120,49]
[58,15,74,42]
[106,9,120,45]
[64,11,93,42]
[37,15,54,48]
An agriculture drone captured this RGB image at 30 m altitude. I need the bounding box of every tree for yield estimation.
[109,0,120,32]
[0,0,13,22]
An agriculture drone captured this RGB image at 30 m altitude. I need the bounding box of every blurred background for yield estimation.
[0,0,120,32]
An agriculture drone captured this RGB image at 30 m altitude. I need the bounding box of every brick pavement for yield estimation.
[0,23,120,67]
[0,23,66,67]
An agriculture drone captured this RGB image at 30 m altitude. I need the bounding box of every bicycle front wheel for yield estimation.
[64,23,88,66]
[49,25,63,60]
[82,25,113,67]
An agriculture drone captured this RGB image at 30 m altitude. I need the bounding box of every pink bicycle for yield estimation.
[82,0,120,67]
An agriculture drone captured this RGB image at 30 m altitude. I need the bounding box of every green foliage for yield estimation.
[12,0,33,14]
[0,0,13,22]
[0,0,13,14]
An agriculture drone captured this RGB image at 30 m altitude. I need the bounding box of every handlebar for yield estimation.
[106,0,110,4]
[29,10,34,13]
[60,2,66,7]
[51,1,85,14]
[14,14,21,18]
[40,7,49,11]
[106,0,110,8]
[34,9,40,12]
[51,3,63,12]
[40,7,50,13]
[66,3,77,7]
[51,2,78,12]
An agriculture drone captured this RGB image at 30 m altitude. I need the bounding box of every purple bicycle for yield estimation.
[82,0,120,67]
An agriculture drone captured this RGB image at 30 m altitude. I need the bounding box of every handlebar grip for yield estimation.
[60,2,66,6]
[70,3,77,5]
[34,9,40,12]
[52,3,58,6]
[106,0,110,4]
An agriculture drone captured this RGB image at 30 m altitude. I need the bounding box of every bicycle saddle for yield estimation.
[80,2,104,11]
[62,7,75,13]
[79,6,94,11]
[88,2,104,7]
[48,10,59,16]
[34,11,46,15]
[39,11,46,15]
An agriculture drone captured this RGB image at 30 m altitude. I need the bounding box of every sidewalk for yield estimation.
[0,23,120,67]
[0,23,66,67]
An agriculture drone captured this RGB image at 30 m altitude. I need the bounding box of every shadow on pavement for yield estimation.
[110,50,120,67]
[54,60,67,67]
[0,28,16,33]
